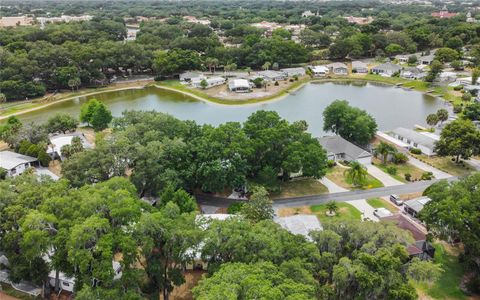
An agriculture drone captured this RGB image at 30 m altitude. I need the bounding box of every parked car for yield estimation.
[373,208,393,218]
[390,194,403,206]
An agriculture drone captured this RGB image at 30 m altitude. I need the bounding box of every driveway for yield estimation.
[465,158,480,171]
[364,164,403,187]
[35,167,60,180]
[319,177,349,193]
[346,199,379,222]
[407,155,451,179]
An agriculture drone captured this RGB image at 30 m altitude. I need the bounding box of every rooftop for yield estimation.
[274,214,323,238]
[381,214,427,241]
[391,127,437,149]
[327,62,348,69]
[318,135,372,160]
[373,62,402,72]
[404,196,431,213]
[0,151,37,170]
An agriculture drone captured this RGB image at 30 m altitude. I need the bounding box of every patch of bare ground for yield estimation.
[399,191,424,201]
[77,127,96,147]
[48,160,62,176]
[276,206,312,217]
[167,270,206,300]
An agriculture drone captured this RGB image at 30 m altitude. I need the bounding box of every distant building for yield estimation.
[352,61,368,73]
[390,127,438,156]
[301,10,318,18]
[371,62,402,77]
[318,135,372,164]
[228,79,252,93]
[400,67,427,79]
[344,16,374,25]
[280,67,306,77]
[431,9,459,18]
[419,53,435,65]
[0,16,33,27]
[257,70,286,81]
[466,11,478,23]
[183,16,211,25]
[191,76,226,89]
[439,71,457,82]
[395,54,410,64]
[327,62,348,75]
[0,151,38,177]
[180,71,203,83]
[310,65,329,77]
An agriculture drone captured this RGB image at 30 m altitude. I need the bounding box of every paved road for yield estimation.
[196,177,457,208]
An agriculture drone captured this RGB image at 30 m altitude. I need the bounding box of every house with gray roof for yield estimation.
[327,62,348,75]
[352,61,368,73]
[390,128,438,156]
[400,67,427,79]
[280,67,306,77]
[274,214,322,240]
[419,53,435,65]
[371,62,402,77]
[257,70,286,81]
[0,151,38,177]
[318,135,372,164]
[179,71,202,82]
[404,196,431,218]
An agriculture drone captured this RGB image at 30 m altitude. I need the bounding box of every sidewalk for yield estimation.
[365,164,403,187]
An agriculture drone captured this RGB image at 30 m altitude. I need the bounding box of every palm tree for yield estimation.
[426,113,439,128]
[344,161,368,187]
[262,62,271,71]
[374,142,397,164]
[326,201,338,215]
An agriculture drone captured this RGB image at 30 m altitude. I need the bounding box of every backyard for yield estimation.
[410,154,473,177]
[272,178,328,199]
[310,202,362,222]
[326,165,383,190]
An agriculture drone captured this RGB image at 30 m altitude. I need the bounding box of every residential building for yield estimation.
[191,76,226,89]
[301,10,318,18]
[280,67,306,77]
[183,16,211,26]
[327,62,348,75]
[466,11,478,23]
[371,62,402,77]
[431,10,459,18]
[400,67,427,79]
[180,71,203,83]
[419,53,435,65]
[403,196,431,218]
[344,16,374,25]
[352,61,368,73]
[0,151,38,177]
[439,71,457,82]
[0,16,33,27]
[257,70,286,81]
[47,133,92,161]
[228,79,252,93]
[274,215,323,240]
[310,65,329,77]
[390,127,438,156]
[318,135,373,164]
[395,54,410,64]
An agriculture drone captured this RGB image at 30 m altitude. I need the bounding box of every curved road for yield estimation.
[196,177,457,208]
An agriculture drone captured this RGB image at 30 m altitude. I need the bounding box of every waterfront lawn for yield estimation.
[410,154,472,177]
[412,242,468,300]
[326,166,383,190]
[311,202,361,222]
[272,178,328,199]
[372,158,424,183]
[366,198,397,213]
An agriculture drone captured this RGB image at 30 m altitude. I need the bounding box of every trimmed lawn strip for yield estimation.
[272,178,328,199]
[372,158,424,183]
[412,242,468,300]
[366,198,397,213]
[311,202,361,222]
[410,154,473,177]
[326,166,383,190]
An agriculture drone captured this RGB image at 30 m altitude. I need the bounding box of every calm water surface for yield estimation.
[17,81,447,137]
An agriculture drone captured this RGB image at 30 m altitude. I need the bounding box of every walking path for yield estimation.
[364,164,403,187]
[407,155,451,179]
[319,177,349,193]
[465,158,480,171]
[346,199,379,222]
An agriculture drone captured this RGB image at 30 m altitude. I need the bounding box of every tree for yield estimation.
[472,68,480,85]
[60,136,84,159]
[241,186,274,223]
[80,99,100,126]
[407,258,444,284]
[323,100,377,145]
[425,60,443,82]
[67,77,81,91]
[160,185,197,213]
[374,141,397,164]
[344,161,368,187]
[407,55,418,65]
[436,109,449,124]
[90,102,112,131]
[199,79,208,89]
[435,119,480,163]
[46,113,79,134]
[426,113,439,128]
[463,102,480,121]
[434,47,460,63]
[0,93,6,103]
[326,201,338,215]
[262,62,271,71]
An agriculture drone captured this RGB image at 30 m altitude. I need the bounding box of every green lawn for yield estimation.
[366,198,398,213]
[412,242,468,300]
[326,166,383,190]
[410,154,473,177]
[373,158,425,183]
[272,178,328,199]
[310,202,362,222]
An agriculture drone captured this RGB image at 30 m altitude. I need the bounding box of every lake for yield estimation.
[16,81,448,137]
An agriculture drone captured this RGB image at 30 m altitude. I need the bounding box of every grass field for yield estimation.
[373,158,425,183]
[410,154,473,177]
[366,198,398,213]
[413,242,468,300]
[271,178,328,199]
[310,202,362,222]
[326,166,384,190]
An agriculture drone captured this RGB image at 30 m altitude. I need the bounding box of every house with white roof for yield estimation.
[400,67,427,79]
[372,62,402,77]
[327,62,348,75]
[228,79,252,93]
[0,151,38,177]
[352,61,368,73]
[48,133,92,161]
[274,215,323,240]
[310,65,329,77]
[390,127,438,156]
[191,76,226,89]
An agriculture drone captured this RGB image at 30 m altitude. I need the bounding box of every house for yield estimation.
[280,67,306,77]
[228,79,252,93]
[390,127,438,156]
[318,135,372,164]
[407,240,436,260]
[301,10,318,18]
[327,62,348,75]
[47,133,92,161]
[180,71,203,83]
[0,16,33,27]
[344,16,374,25]
[183,16,211,26]
[191,76,226,89]
[0,151,38,177]
[419,53,435,65]
[352,61,368,73]
[395,54,410,64]
[257,70,286,81]
[274,215,323,240]
[431,10,459,18]
[310,65,329,77]
[371,62,402,77]
[400,67,426,79]
[439,71,457,82]
[404,196,431,218]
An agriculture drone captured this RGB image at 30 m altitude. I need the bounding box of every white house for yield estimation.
[318,135,373,165]
[191,76,226,89]
[352,61,368,73]
[274,215,322,241]
[0,151,38,177]
[280,67,306,77]
[310,65,329,77]
[327,62,348,75]
[228,79,252,92]
[395,55,410,64]
[48,133,92,161]
[439,71,457,82]
[371,62,402,77]
[400,67,427,79]
[257,70,286,81]
[179,71,203,83]
[419,54,435,65]
[390,127,438,156]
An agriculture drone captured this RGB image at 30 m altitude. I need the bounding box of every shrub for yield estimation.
[0,168,7,180]
[392,152,408,164]
[462,91,472,101]
[227,202,245,214]
[26,144,40,157]
[386,166,397,175]
[453,85,463,91]
[409,148,422,155]
[404,173,412,181]
[37,150,52,167]
[293,75,299,81]
[327,160,337,168]
[289,78,294,82]
[274,81,279,86]
[420,172,433,180]
[18,140,33,154]
[453,104,463,113]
